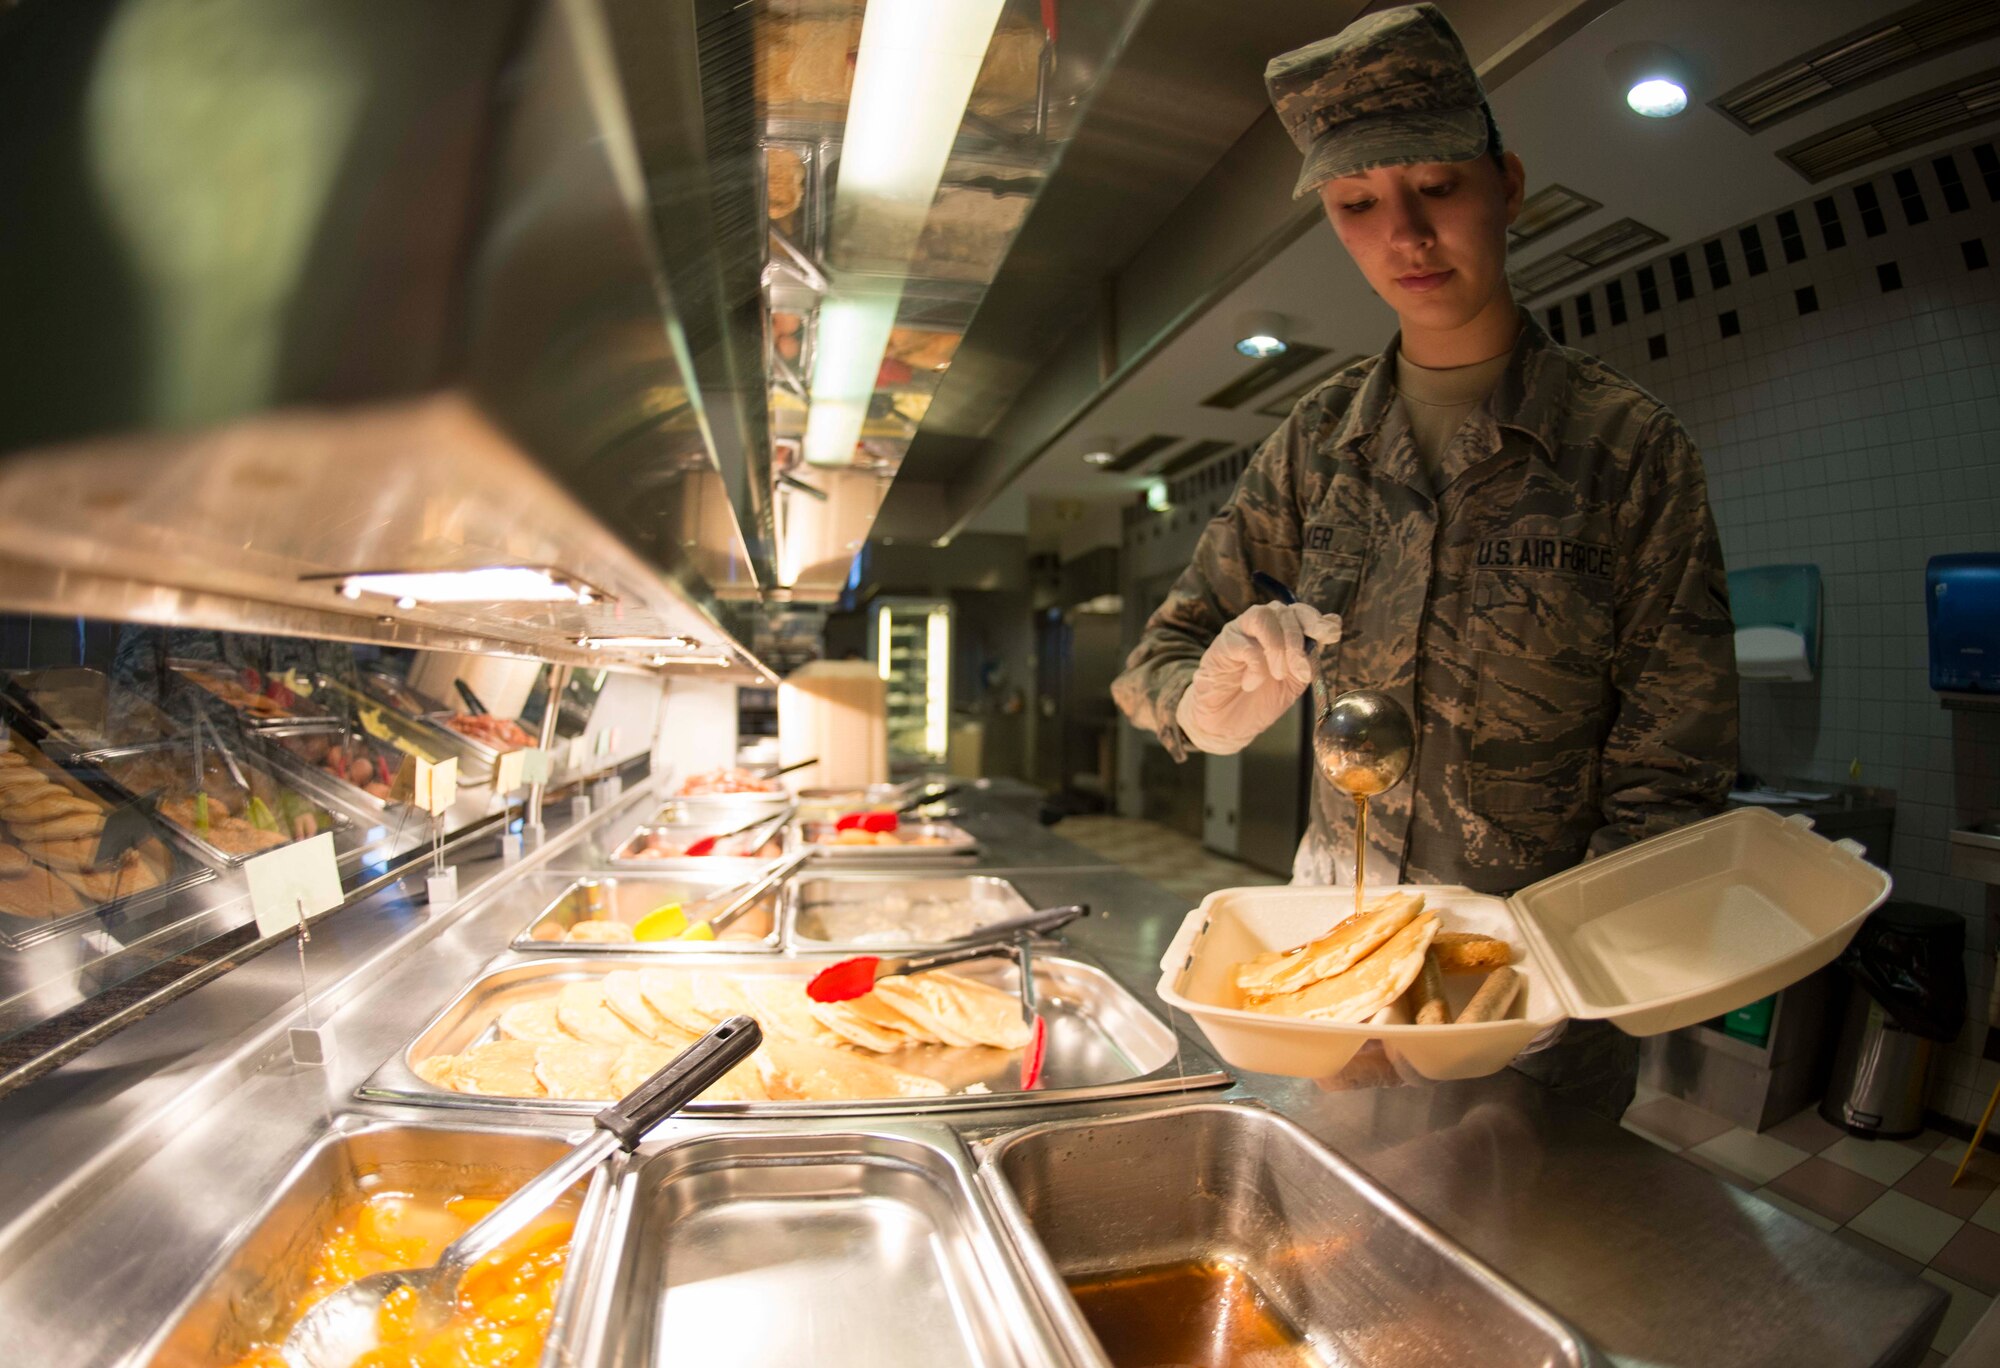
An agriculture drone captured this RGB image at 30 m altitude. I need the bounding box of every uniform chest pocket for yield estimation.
[1468,567,1613,823]
[1296,536,1360,616]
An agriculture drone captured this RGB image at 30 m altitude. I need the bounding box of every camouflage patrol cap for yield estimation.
[1267,3,1491,200]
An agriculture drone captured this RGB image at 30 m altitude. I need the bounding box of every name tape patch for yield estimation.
[1304,524,1359,554]
[1477,536,1613,578]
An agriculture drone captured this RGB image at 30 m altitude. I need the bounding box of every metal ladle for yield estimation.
[1312,689,1415,920]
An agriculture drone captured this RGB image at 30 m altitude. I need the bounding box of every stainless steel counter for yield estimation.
[0,781,1944,1367]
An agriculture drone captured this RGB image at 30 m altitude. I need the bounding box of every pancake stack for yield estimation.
[1234,891,1441,1023]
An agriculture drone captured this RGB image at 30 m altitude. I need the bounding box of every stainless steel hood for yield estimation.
[0,0,769,676]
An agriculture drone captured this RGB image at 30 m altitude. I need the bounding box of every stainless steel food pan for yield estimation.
[600,811,791,869]
[798,818,978,858]
[135,1118,614,1368]
[360,951,1228,1116]
[509,871,782,951]
[578,1127,1062,1368]
[786,872,1035,950]
[979,1102,1605,1368]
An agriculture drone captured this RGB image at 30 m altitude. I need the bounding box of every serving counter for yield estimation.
[0,781,1944,1368]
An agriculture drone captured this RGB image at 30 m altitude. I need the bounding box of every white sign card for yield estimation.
[246,832,343,938]
[495,747,527,795]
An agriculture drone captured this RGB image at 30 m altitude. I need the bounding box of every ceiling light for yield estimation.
[802,0,1006,467]
[1628,78,1687,118]
[318,567,604,605]
[1146,481,1171,513]
[1233,310,1292,358]
[1081,436,1119,466]
[1608,43,1691,119]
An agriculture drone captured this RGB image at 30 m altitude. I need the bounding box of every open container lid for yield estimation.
[1507,806,1890,1036]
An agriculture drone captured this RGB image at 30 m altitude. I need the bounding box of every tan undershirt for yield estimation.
[1394,348,1513,494]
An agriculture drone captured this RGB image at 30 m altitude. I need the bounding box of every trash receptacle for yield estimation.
[1821,901,1966,1138]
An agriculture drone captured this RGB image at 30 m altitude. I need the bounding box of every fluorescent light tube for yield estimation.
[802,0,1005,468]
[330,567,600,604]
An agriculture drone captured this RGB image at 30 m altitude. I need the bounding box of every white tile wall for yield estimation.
[1563,136,2000,1126]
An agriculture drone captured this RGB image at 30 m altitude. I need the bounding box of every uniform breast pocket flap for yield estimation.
[1297,524,1367,620]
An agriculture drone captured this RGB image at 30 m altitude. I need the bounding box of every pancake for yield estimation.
[0,749,28,767]
[451,1040,546,1097]
[533,1042,621,1099]
[604,970,695,1045]
[917,971,1034,1050]
[868,977,980,1048]
[639,969,715,1038]
[497,999,572,1044]
[845,990,936,1044]
[0,844,29,878]
[413,1055,457,1089]
[0,768,51,793]
[1249,912,1440,1024]
[608,1043,680,1097]
[809,997,913,1053]
[699,1056,771,1103]
[755,1038,949,1102]
[566,918,635,943]
[1234,892,1425,1001]
[738,976,847,1048]
[555,981,655,1046]
[689,974,753,1027]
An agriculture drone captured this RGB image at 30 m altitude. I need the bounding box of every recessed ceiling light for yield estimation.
[1627,77,1687,118]
[1608,43,1690,119]
[1081,437,1119,466]
[1233,310,1292,358]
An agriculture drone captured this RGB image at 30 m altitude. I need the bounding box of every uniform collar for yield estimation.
[1341,311,1570,488]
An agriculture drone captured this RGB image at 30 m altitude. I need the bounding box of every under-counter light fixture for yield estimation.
[317,567,604,606]
[1609,43,1690,119]
[579,634,702,651]
[802,0,1007,466]
[1233,310,1291,358]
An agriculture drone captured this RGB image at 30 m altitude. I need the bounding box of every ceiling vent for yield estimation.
[1715,0,2000,132]
[1200,343,1331,410]
[1257,354,1367,418]
[1777,67,2000,181]
[1510,218,1668,299]
[1099,434,1182,473]
[1154,439,1238,479]
[1507,184,1603,250]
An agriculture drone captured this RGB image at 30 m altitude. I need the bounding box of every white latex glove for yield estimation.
[1175,602,1342,754]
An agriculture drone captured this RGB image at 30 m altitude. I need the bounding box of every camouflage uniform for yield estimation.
[1112,314,1739,896]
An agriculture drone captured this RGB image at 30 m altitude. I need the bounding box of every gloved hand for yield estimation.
[1175,602,1342,754]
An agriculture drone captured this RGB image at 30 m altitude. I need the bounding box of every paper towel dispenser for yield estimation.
[1928,553,2000,694]
[1729,564,1820,683]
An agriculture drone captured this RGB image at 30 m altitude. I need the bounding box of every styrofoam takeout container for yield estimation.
[1157,808,1891,1081]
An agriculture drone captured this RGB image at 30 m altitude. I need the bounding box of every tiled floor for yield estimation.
[1052,814,1284,902]
[1622,1086,2000,1360]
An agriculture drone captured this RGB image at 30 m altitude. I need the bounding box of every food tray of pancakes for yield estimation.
[1157,809,1892,1082]
[0,731,217,949]
[360,948,1215,1115]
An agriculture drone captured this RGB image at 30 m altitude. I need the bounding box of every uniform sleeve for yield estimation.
[1110,413,1310,761]
[1591,410,1739,855]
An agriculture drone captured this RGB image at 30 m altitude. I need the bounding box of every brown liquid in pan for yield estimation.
[1067,1259,1324,1368]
